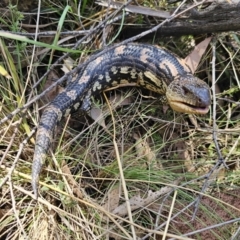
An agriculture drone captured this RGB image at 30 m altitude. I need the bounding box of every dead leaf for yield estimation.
[109,94,133,106]
[112,179,181,217]
[133,132,162,169]
[41,70,63,109]
[61,164,84,200]
[184,37,212,73]
[62,57,75,73]
[101,185,121,212]
[90,92,133,129]
[90,107,107,128]
[96,0,170,19]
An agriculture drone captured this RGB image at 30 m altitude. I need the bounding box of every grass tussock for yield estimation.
[0,1,240,239]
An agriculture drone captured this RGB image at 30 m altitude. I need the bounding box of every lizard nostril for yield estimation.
[197,98,204,107]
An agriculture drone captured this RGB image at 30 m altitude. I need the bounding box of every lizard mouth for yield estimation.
[169,101,210,115]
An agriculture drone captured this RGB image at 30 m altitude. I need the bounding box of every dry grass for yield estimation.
[0,1,240,239]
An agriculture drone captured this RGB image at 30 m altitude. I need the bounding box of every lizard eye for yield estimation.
[182,86,190,95]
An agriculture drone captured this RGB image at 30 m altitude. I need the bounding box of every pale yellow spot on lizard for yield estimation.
[93,81,102,92]
[105,72,111,82]
[111,66,118,74]
[120,67,129,74]
[114,45,126,55]
[66,90,77,100]
[78,73,90,84]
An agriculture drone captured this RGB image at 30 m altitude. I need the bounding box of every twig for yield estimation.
[0,126,36,190]
[183,217,240,237]
[141,201,196,240]
[211,39,227,164]
[103,91,137,240]
[192,38,228,219]
[162,190,177,240]
[218,97,240,105]
[219,38,240,89]
[230,225,240,240]
[192,160,224,219]
[0,123,19,166]
[8,177,28,239]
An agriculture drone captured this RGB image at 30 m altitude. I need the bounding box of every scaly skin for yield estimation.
[32,43,211,199]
